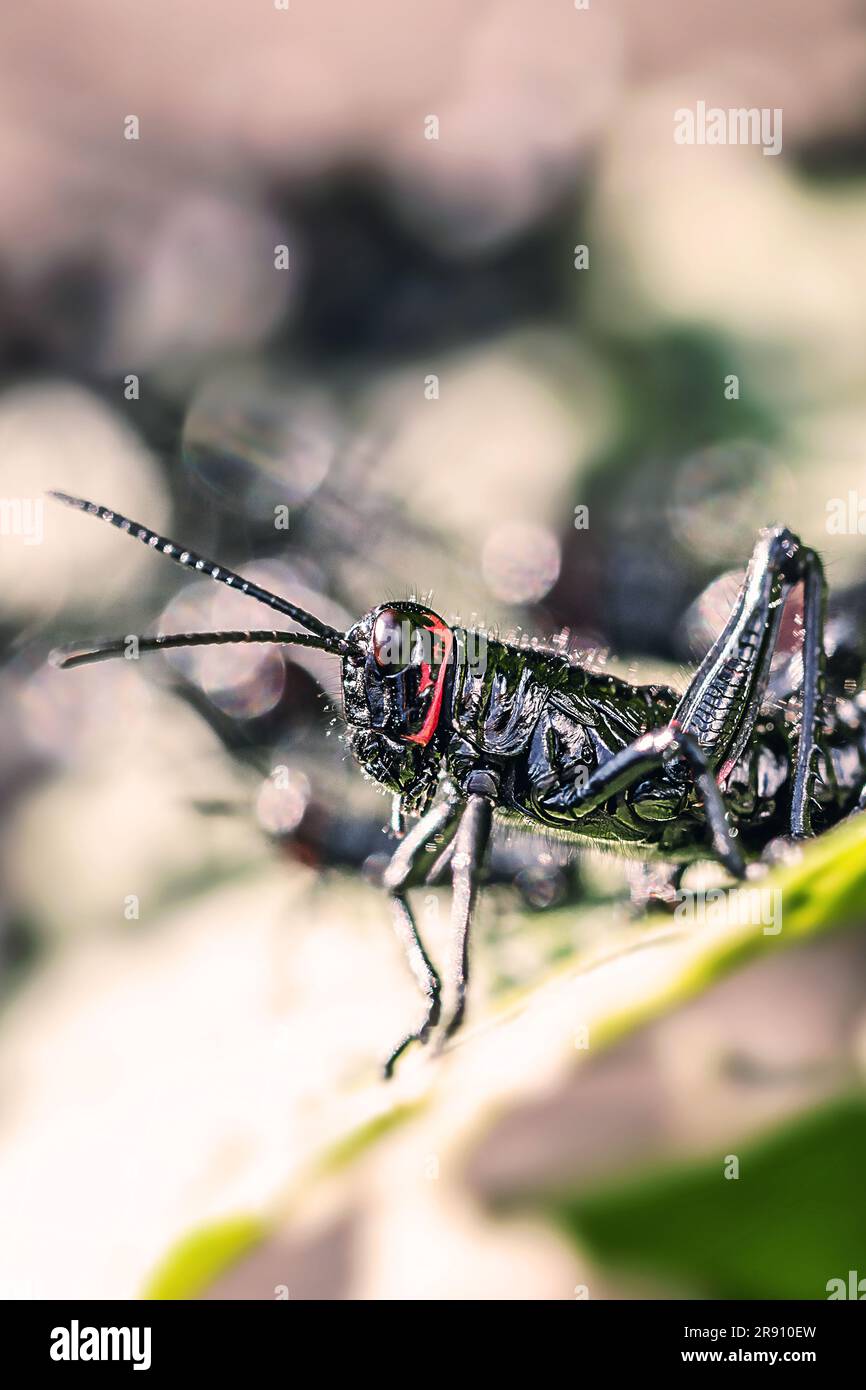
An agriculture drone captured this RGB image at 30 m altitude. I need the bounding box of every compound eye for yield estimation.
[372,608,413,675]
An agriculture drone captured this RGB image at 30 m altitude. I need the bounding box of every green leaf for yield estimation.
[314,1100,428,1177]
[144,1215,265,1300]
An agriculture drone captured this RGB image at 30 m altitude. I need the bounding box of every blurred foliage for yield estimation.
[550,1094,866,1300]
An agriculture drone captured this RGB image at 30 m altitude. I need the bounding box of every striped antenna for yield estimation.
[51,628,342,671]
[49,491,357,654]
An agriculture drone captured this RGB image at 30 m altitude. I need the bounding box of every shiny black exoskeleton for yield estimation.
[347,602,866,866]
[51,497,866,1076]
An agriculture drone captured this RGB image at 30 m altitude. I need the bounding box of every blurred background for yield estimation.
[1,0,866,1300]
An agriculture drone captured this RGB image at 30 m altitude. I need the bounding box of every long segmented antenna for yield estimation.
[49,491,358,655]
[50,628,340,670]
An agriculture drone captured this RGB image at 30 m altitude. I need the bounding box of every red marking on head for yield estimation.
[405,620,452,746]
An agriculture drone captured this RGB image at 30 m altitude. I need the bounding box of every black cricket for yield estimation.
[50,493,866,1075]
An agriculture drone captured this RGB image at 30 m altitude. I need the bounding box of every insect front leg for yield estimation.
[439,782,495,1049]
[382,792,462,1078]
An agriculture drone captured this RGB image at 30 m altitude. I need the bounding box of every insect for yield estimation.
[50,492,866,1075]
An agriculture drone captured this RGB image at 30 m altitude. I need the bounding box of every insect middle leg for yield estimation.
[540,725,747,878]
